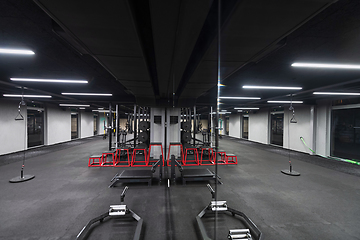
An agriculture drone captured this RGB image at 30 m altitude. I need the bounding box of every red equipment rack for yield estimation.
[114,148,131,167]
[166,142,184,166]
[88,155,102,167]
[147,142,164,166]
[101,151,115,167]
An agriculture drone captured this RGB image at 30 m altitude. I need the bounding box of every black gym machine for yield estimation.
[196,184,262,240]
[76,186,143,240]
[109,156,163,187]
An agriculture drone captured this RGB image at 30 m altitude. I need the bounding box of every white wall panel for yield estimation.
[0,100,27,155]
[284,106,315,154]
[316,101,331,156]
[80,111,94,138]
[248,110,269,144]
[47,106,71,145]
[150,108,165,158]
[229,114,241,138]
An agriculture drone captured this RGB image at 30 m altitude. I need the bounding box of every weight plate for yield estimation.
[138,121,150,131]
[181,121,191,131]
[138,131,149,142]
[181,131,191,143]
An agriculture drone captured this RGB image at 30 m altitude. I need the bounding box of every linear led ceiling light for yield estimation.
[62,93,112,96]
[243,85,302,90]
[234,107,259,110]
[267,101,303,104]
[219,96,261,99]
[3,94,51,98]
[0,48,35,55]
[93,110,111,113]
[59,104,90,107]
[11,78,88,83]
[313,92,360,95]
[292,62,360,69]
[211,112,231,114]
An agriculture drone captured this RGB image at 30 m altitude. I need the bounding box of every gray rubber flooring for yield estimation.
[0,136,359,239]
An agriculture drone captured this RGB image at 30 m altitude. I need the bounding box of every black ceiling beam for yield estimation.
[174,0,239,100]
[127,0,160,98]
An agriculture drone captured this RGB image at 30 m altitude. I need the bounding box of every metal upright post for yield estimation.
[215,0,221,239]
[116,104,118,148]
[193,106,196,146]
[109,103,112,151]
[133,104,137,148]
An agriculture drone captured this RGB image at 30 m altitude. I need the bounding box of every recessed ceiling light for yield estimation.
[0,48,35,55]
[3,94,51,98]
[93,110,110,113]
[211,112,231,114]
[11,78,88,83]
[59,104,90,107]
[243,85,302,90]
[292,62,360,69]
[234,107,259,110]
[219,96,261,99]
[267,101,303,104]
[313,92,360,95]
[61,93,112,96]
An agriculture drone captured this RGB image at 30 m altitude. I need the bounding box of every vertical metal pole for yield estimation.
[133,104,137,148]
[193,106,196,146]
[165,108,167,168]
[210,106,213,148]
[116,104,119,148]
[215,0,221,239]
[109,103,112,151]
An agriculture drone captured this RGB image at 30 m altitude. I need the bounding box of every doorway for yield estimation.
[71,113,78,139]
[270,113,284,146]
[27,109,44,148]
[242,116,249,139]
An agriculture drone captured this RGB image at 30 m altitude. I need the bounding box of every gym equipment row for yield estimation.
[167,142,237,166]
[89,143,237,168]
[88,142,165,167]
[196,184,262,240]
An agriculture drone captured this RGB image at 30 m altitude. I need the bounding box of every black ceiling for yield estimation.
[1,0,360,114]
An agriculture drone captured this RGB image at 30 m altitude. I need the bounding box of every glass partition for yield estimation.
[242,116,249,139]
[270,113,284,146]
[71,113,78,139]
[27,109,44,148]
[331,108,360,161]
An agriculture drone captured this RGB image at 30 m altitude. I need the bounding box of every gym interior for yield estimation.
[1,1,360,239]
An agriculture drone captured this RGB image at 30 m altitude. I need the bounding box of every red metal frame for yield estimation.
[214,151,227,165]
[147,143,164,166]
[88,155,102,167]
[167,143,184,166]
[183,148,199,166]
[101,151,115,167]
[131,148,148,167]
[114,148,131,167]
[226,154,238,164]
[200,148,215,165]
